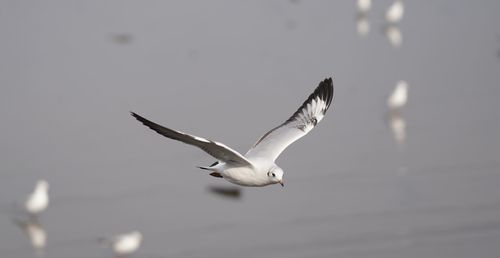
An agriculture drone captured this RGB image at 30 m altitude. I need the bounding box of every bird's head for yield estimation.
[396,80,409,95]
[267,167,284,187]
[36,180,49,192]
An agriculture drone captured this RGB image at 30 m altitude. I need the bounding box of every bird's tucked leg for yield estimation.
[210,172,223,178]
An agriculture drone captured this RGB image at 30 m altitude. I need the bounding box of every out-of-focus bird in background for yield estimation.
[387,80,409,146]
[356,0,371,36]
[25,180,49,215]
[384,1,404,47]
[387,80,409,111]
[101,231,143,257]
[386,0,404,24]
[357,0,372,13]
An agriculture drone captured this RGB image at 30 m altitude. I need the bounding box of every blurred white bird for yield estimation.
[386,0,404,24]
[385,25,402,47]
[357,0,372,13]
[387,81,409,110]
[25,180,49,215]
[102,231,143,257]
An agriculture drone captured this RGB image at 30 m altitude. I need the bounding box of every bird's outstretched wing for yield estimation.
[245,78,334,161]
[131,112,253,167]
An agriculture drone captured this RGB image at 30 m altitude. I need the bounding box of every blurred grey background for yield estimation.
[1,0,500,257]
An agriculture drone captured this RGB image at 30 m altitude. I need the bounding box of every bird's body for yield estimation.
[387,80,409,110]
[386,0,404,24]
[357,0,372,13]
[105,231,143,256]
[222,165,266,187]
[132,78,334,187]
[25,180,49,215]
[207,157,275,187]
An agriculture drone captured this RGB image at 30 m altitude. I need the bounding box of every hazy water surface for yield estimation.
[1,1,500,257]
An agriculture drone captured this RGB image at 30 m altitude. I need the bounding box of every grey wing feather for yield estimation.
[131,112,253,167]
[245,77,334,161]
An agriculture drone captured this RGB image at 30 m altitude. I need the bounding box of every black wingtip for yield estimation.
[315,77,334,110]
[283,77,335,125]
[131,111,145,123]
[130,111,157,131]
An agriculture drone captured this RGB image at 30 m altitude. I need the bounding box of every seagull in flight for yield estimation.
[131,77,334,187]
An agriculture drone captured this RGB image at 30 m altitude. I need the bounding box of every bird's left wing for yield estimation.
[131,112,253,167]
[245,78,334,161]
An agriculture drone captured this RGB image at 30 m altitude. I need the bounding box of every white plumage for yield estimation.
[387,80,409,110]
[386,0,404,24]
[109,231,143,256]
[357,0,372,13]
[25,180,49,215]
[132,78,334,187]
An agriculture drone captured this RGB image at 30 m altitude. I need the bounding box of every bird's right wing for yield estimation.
[245,78,334,161]
[131,112,253,167]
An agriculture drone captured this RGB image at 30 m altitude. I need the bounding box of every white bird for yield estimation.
[132,78,334,187]
[104,231,143,256]
[387,80,409,110]
[25,180,49,215]
[357,0,372,13]
[386,0,404,24]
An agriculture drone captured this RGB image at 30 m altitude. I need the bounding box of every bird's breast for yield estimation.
[222,166,269,187]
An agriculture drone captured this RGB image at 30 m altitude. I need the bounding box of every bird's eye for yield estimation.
[272,173,276,177]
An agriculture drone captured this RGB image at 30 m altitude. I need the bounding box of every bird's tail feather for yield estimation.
[197,161,219,171]
[197,166,216,171]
